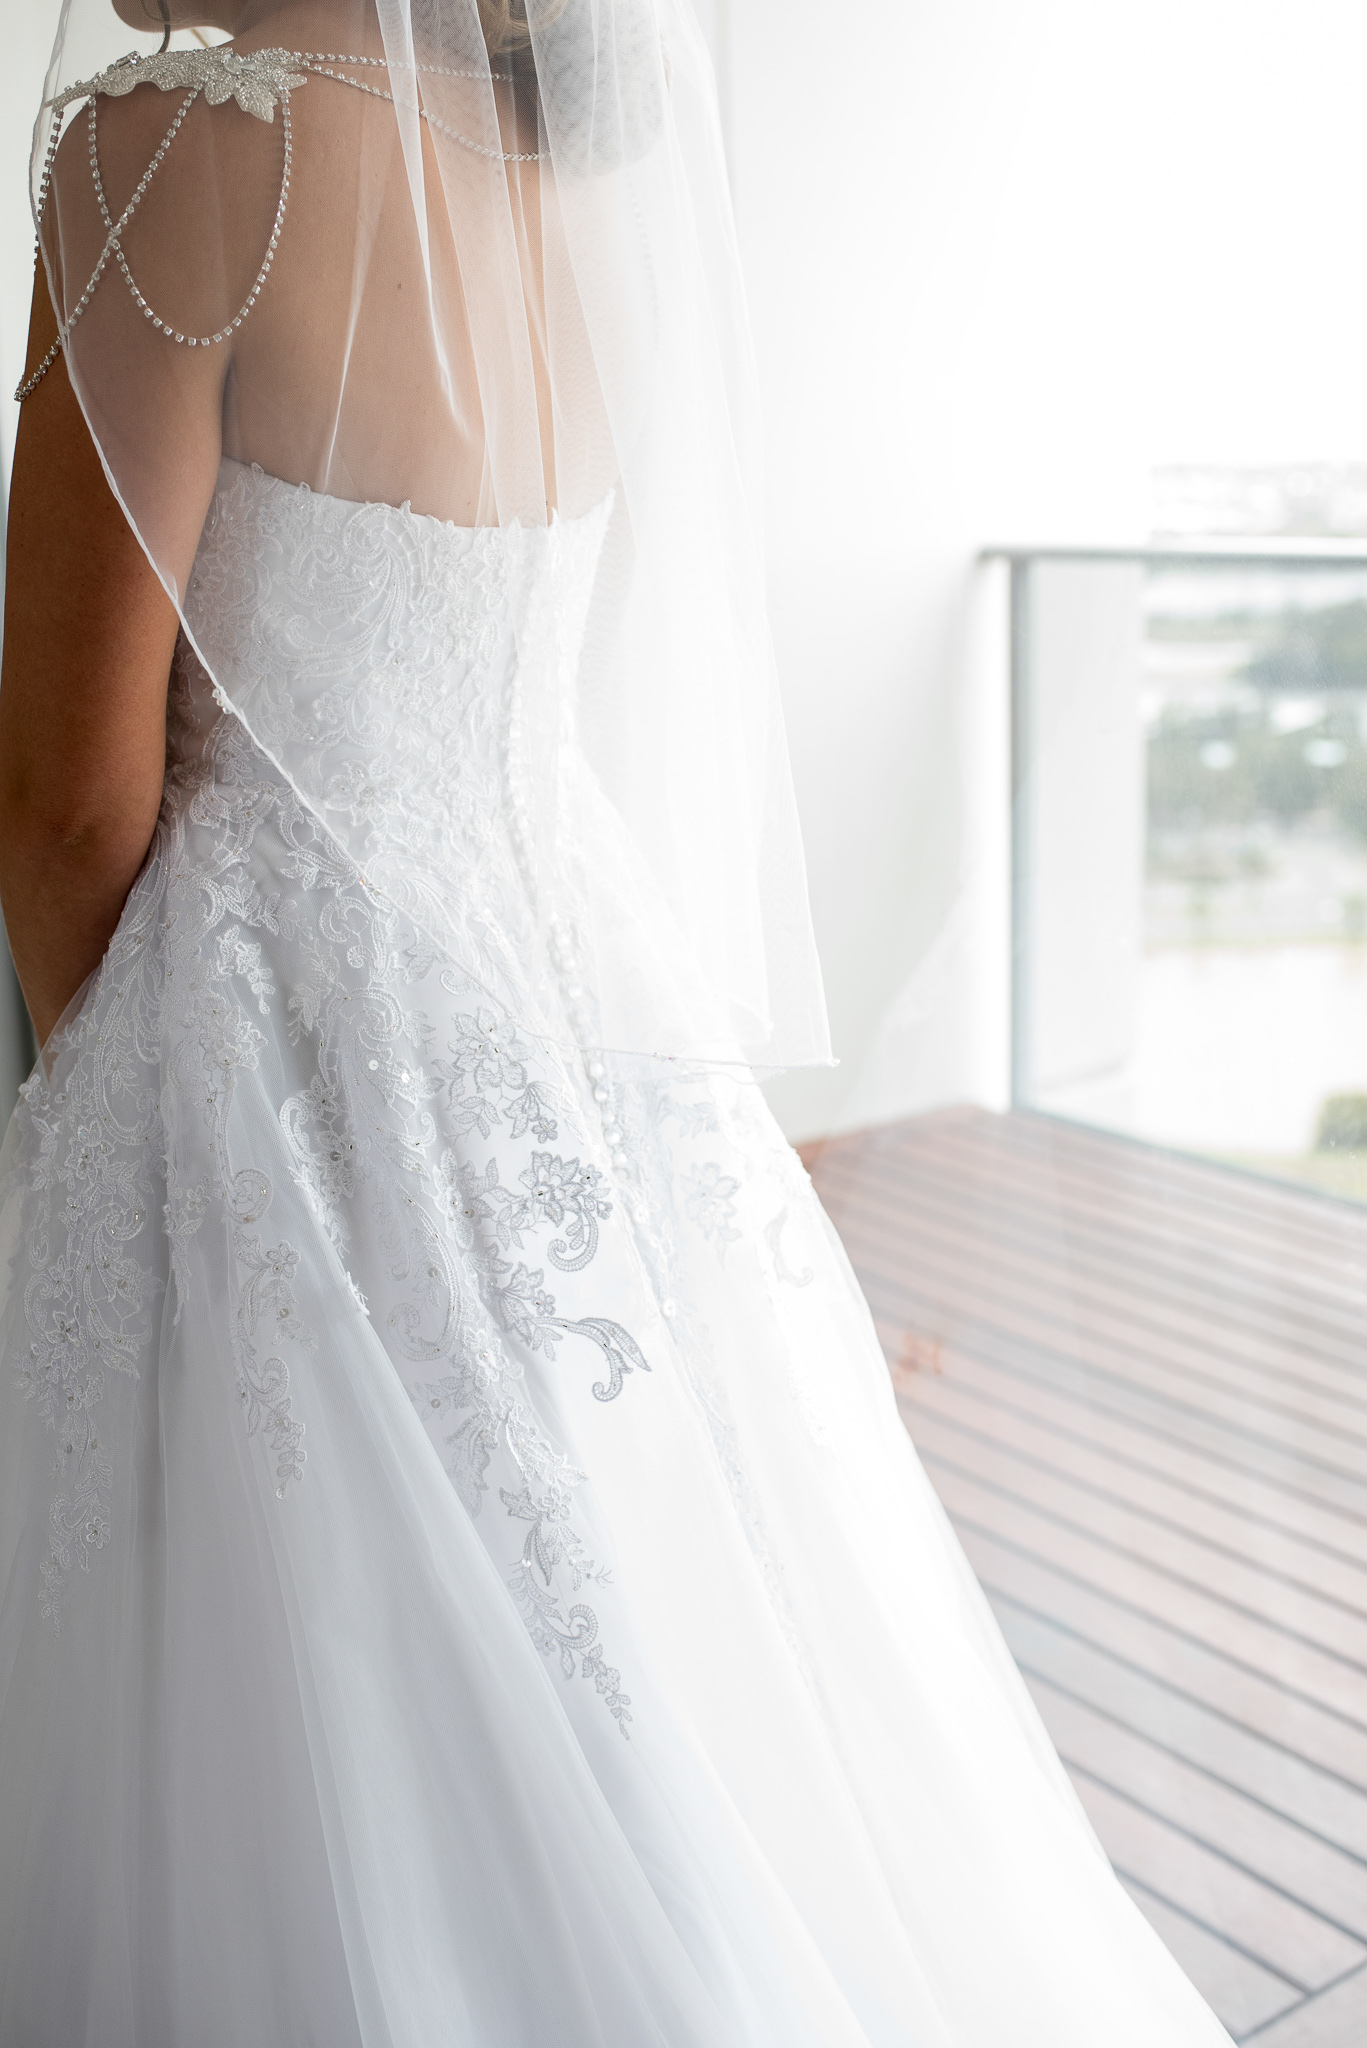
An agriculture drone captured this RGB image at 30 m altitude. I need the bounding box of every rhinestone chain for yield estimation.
[294,52,547,163]
[294,51,514,85]
[14,91,210,400]
[95,92,291,353]
[16,117,68,398]
[15,49,543,402]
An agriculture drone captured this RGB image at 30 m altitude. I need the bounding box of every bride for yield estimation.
[0,1,1232,2041]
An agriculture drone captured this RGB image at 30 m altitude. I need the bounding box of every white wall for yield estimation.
[727,0,1367,1139]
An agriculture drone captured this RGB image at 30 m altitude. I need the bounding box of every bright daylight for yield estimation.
[0,5,1363,2046]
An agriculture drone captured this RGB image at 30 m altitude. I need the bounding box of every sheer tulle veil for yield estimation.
[1,16,1250,2045]
[28,0,830,1074]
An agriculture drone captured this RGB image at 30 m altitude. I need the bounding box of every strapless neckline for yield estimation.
[216,455,610,540]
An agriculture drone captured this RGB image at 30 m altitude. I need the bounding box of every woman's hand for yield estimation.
[0,264,184,1048]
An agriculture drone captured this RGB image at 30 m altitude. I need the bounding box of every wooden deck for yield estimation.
[802,1106,1367,2046]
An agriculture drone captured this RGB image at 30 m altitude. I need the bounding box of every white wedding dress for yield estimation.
[0,459,1232,2046]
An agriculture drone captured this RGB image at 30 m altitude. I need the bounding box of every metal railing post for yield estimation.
[1009,555,1033,1109]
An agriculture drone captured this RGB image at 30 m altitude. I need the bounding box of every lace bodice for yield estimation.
[179,460,612,1026]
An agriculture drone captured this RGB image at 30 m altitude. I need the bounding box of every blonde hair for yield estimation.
[478,0,569,58]
[478,0,533,55]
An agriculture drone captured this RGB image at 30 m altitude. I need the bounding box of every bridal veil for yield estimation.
[29,0,830,1075]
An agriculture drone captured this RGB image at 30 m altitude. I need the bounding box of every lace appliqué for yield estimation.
[682,1160,742,1256]
[51,47,306,121]
[12,470,640,1736]
[164,1159,209,1320]
[434,1003,559,1144]
[11,863,167,1627]
[16,1071,159,1627]
[248,776,643,1726]
[231,1205,311,1497]
[395,1110,646,1728]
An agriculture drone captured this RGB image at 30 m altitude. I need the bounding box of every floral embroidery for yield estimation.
[282,1073,363,1244]
[501,1479,611,1594]
[8,463,646,1738]
[481,1252,649,1401]
[13,901,164,1628]
[459,1151,612,1270]
[435,1006,559,1144]
[217,923,276,1014]
[164,1161,209,1320]
[510,1566,632,1734]
[231,1223,311,1495]
[683,1160,742,1254]
[657,1094,720,1142]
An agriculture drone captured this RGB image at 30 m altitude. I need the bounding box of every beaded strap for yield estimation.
[15,45,544,402]
[293,52,547,164]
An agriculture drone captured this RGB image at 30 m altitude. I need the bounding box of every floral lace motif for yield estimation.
[187,463,605,1018]
[16,1009,161,1627]
[11,466,644,1733]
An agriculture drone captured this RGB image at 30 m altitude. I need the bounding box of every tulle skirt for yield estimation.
[0,702,1232,2046]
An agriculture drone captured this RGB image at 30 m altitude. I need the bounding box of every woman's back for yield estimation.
[34,1,825,1082]
[51,10,556,539]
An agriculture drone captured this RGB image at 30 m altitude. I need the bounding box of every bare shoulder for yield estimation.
[46,49,293,349]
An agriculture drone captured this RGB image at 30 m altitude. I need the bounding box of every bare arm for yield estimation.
[0,265,181,1047]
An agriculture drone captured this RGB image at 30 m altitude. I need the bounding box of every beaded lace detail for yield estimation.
[17,44,545,402]
[7,457,833,1743]
[51,45,307,122]
[12,464,650,1733]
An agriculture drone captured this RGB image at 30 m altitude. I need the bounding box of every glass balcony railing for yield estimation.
[994,542,1367,1202]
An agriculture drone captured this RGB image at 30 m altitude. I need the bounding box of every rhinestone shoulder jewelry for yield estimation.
[50,45,307,123]
[16,46,543,403]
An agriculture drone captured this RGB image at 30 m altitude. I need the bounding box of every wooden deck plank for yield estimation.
[840,1137,1367,1399]
[957,1524,1367,1788]
[1021,1675,1367,1939]
[909,1411,1367,1665]
[1116,1879,1301,2039]
[878,1301,1367,1521]
[900,1106,1367,1301]
[837,1229,1367,1487]
[819,1124,1367,1356]
[804,1106,1367,2037]
[912,1109,1367,1313]
[811,1125,1367,1368]
[816,1109,1367,1334]
[906,1374,1367,1615]
[1243,1963,1367,2046]
[894,1329,1367,1527]
[962,1105,1367,1249]
[1067,1776,1364,1988]
[821,1171,1367,1460]
[903,1354,1367,1581]
[927,1462,1367,1727]
[995,1599,1367,1862]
